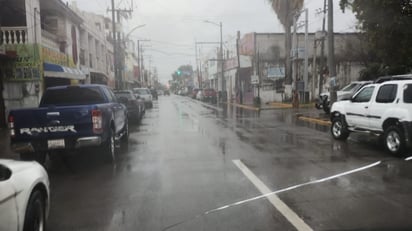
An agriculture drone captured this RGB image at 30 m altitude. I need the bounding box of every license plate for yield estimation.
[48,139,65,149]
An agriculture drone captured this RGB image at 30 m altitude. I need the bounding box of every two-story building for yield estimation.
[0,0,117,125]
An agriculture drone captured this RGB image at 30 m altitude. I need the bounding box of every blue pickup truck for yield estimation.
[8,84,129,163]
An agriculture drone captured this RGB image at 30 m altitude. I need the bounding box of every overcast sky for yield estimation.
[70,0,357,84]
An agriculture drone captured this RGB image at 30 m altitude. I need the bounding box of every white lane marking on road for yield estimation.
[406,156,412,161]
[162,160,381,231]
[233,159,314,231]
[232,160,382,231]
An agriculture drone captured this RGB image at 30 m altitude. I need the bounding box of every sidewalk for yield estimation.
[226,101,318,111]
[224,101,331,126]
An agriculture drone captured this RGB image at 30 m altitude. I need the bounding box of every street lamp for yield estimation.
[204,20,224,102]
[117,24,146,89]
[125,24,146,40]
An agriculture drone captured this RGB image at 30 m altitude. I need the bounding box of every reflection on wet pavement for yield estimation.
[46,96,412,231]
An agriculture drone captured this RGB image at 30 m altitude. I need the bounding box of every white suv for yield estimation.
[330,80,412,156]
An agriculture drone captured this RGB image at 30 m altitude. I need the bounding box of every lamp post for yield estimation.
[124,24,146,40]
[119,24,146,89]
[204,20,224,102]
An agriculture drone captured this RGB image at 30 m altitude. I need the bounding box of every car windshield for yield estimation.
[134,89,150,95]
[7,1,412,231]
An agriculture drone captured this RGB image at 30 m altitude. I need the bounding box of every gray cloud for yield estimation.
[71,0,356,83]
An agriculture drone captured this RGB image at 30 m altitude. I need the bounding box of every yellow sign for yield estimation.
[42,47,76,68]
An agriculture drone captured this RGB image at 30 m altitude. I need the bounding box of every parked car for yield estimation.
[114,90,145,123]
[0,159,50,231]
[133,88,153,108]
[8,84,129,163]
[196,89,204,101]
[191,88,201,99]
[202,88,217,103]
[330,79,412,156]
[317,81,372,113]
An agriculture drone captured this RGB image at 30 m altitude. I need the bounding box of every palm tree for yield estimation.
[267,0,304,84]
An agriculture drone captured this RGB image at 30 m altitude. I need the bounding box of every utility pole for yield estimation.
[236,31,242,104]
[108,1,133,89]
[328,0,337,104]
[110,0,118,89]
[219,22,224,103]
[137,40,140,85]
[303,9,309,103]
[319,0,327,95]
[137,39,150,86]
[195,40,199,88]
[292,13,299,108]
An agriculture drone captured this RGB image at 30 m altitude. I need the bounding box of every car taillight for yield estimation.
[8,115,15,137]
[92,110,103,134]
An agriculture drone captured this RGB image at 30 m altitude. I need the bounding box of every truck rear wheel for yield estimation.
[101,127,115,162]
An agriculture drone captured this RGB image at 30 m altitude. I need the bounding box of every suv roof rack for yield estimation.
[374,74,412,83]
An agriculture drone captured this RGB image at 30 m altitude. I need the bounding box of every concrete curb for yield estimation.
[269,102,315,109]
[297,115,332,126]
[225,103,261,111]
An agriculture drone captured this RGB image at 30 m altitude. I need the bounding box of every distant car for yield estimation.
[202,88,217,103]
[157,90,164,96]
[196,90,204,101]
[317,81,372,113]
[191,88,201,99]
[114,90,145,122]
[164,90,170,96]
[133,88,153,108]
[0,159,50,231]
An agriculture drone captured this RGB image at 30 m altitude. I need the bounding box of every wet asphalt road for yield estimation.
[46,95,412,231]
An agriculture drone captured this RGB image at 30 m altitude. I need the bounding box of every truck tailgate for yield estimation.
[10,106,95,141]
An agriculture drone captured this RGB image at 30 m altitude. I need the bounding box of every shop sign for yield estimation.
[42,46,76,68]
[0,44,42,81]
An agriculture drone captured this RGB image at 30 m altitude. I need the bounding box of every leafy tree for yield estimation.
[340,0,412,80]
[266,0,304,83]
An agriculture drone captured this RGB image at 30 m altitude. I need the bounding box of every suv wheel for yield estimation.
[331,117,350,140]
[384,125,405,156]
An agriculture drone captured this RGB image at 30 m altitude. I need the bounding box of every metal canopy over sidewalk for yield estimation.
[44,62,86,80]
